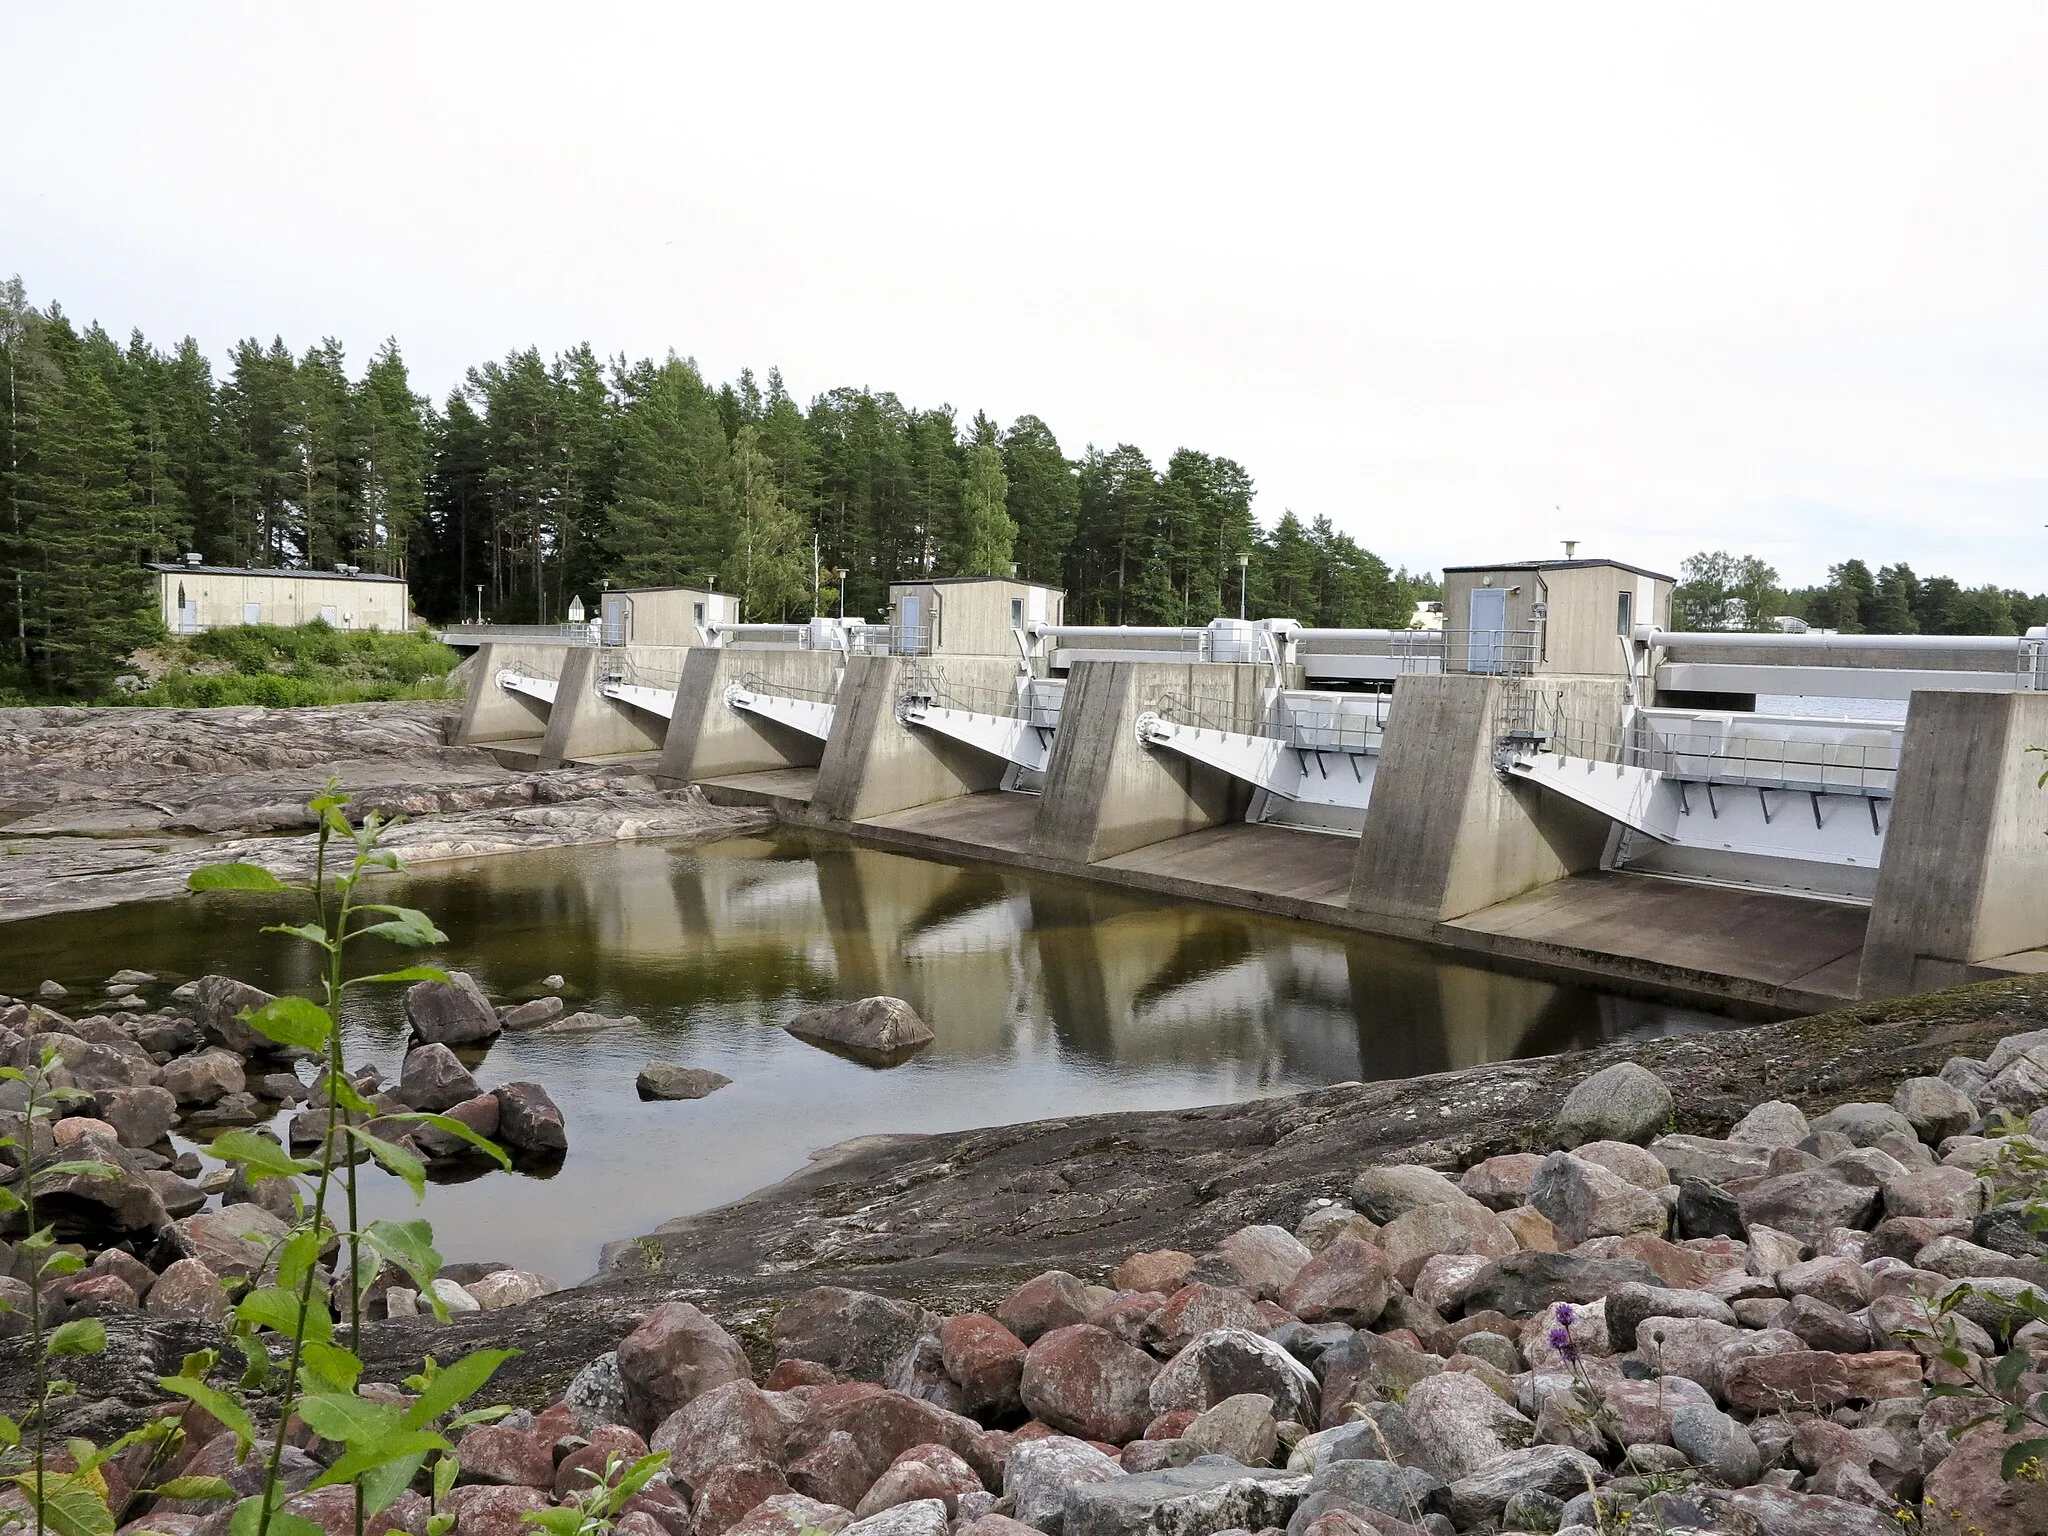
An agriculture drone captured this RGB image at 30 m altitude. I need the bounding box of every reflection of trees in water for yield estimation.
[328,834,1721,1086]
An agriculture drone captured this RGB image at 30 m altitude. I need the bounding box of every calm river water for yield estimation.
[0,832,1729,1280]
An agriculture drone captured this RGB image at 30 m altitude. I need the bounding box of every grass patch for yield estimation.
[115,622,462,708]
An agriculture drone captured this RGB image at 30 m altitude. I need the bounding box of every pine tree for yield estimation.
[1000,415,1077,589]
[605,355,729,588]
[9,311,154,695]
[956,439,1016,577]
[726,424,809,620]
[355,339,429,577]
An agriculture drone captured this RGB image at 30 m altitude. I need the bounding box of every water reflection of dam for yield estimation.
[458,831,1699,1085]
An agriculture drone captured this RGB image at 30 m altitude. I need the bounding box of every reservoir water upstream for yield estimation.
[0,831,1730,1281]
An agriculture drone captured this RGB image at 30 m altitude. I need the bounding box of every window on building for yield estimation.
[1617,590,1633,636]
[1011,598,1023,627]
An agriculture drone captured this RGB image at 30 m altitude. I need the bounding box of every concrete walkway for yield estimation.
[1446,871,1868,1012]
[837,791,1867,1013]
[696,767,821,816]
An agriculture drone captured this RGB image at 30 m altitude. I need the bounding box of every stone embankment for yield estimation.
[16,978,2048,1536]
[0,701,769,921]
[0,970,570,1329]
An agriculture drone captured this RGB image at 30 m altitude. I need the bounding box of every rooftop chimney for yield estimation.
[184,552,202,566]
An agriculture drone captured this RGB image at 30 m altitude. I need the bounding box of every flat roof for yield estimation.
[149,562,406,584]
[604,586,726,597]
[1441,558,1676,583]
[888,576,1064,590]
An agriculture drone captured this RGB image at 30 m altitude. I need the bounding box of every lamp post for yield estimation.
[476,585,483,626]
[1236,552,1250,621]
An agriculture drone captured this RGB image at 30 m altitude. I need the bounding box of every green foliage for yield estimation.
[107,623,460,708]
[137,782,514,1536]
[1672,550,1783,632]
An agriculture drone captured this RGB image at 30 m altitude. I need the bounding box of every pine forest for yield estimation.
[0,279,1433,698]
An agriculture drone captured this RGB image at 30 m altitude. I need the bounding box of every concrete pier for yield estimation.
[452,641,575,765]
[1860,689,2048,995]
[532,645,683,768]
[811,654,1021,823]
[1348,675,1617,927]
[1027,659,1275,864]
[655,646,842,797]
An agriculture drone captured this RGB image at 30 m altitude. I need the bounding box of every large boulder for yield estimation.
[1809,1102,1919,1148]
[1209,1226,1312,1301]
[1551,1061,1672,1148]
[396,1043,481,1112]
[1346,1164,1468,1224]
[637,1064,734,1101]
[1003,1437,1124,1536]
[34,1142,169,1234]
[1277,1237,1396,1326]
[784,997,934,1066]
[616,1301,755,1434]
[1399,1371,1534,1481]
[1284,1459,1447,1532]
[838,1499,948,1536]
[1734,1168,1881,1246]
[998,1271,1098,1343]
[649,1379,790,1488]
[775,1287,942,1385]
[1921,1421,2048,1536]
[413,1093,501,1160]
[145,1257,231,1323]
[404,973,501,1047]
[190,974,279,1055]
[1527,1151,1668,1247]
[1180,1395,1279,1467]
[1444,1444,1599,1529]
[492,1082,566,1153]
[159,1048,245,1106]
[1456,1251,1665,1317]
[1148,1283,1265,1355]
[1892,1076,1977,1143]
[161,1203,291,1278]
[1148,1329,1318,1427]
[1727,1100,1809,1147]
[940,1314,1027,1420]
[1019,1325,1159,1445]
[1061,1461,1307,1536]
[91,1085,178,1147]
[854,1447,983,1519]
[1373,1200,1516,1287]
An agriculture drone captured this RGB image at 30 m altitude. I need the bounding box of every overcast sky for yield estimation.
[6,4,2046,589]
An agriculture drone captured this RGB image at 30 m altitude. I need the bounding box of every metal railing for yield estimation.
[896,667,1041,721]
[439,623,597,645]
[736,669,841,705]
[1536,708,1902,796]
[596,652,682,695]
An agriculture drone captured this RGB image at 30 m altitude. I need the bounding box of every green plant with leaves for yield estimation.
[1903,1278,2048,1482]
[0,1043,125,1536]
[521,1450,670,1536]
[154,780,516,1536]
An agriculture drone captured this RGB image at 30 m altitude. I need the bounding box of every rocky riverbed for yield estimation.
[0,701,768,920]
[13,974,2048,1535]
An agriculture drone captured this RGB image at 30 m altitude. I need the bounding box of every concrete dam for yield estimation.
[442,560,2048,1012]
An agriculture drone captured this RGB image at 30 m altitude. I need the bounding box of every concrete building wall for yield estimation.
[811,653,1023,823]
[1348,673,1616,925]
[1860,689,2048,995]
[599,588,738,647]
[452,641,571,746]
[887,578,1063,657]
[533,644,686,766]
[155,567,409,633]
[1441,561,1671,678]
[656,646,843,783]
[1027,660,1268,865]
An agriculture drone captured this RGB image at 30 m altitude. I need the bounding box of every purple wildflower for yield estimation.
[1548,1324,1579,1363]
[1555,1303,1575,1325]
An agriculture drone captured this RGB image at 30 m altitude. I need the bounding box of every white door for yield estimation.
[319,605,338,625]
[1468,586,1507,674]
[180,603,199,634]
[242,602,263,626]
[899,594,922,655]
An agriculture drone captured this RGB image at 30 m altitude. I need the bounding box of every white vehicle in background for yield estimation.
[1410,600,1445,632]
